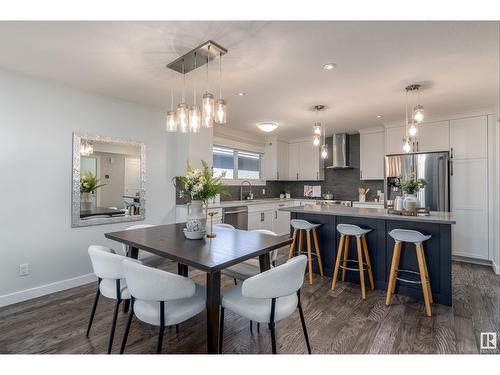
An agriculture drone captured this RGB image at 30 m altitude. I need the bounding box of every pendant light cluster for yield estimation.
[311,105,328,159]
[165,41,227,133]
[402,84,425,153]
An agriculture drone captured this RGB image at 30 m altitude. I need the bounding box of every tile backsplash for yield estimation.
[175,134,384,204]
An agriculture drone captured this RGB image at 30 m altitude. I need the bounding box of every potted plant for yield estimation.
[80,171,106,210]
[176,161,228,235]
[394,172,427,211]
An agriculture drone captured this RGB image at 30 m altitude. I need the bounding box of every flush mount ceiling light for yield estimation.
[257,121,279,132]
[402,84,425,152]
[323,63,336,71]
[166,40,227,133]
[236,92,246,96]
[376,115,383,119]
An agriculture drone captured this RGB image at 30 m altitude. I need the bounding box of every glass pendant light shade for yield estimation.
[414,105,424,123]
[202,92,215,128]
[80,141,93,156]
[321,144,328,159]
[313,123,322,135]
[215,99,227,124]
[177,103,189,133]
[313,134,321,146]
[408,122,418,137]
[166,110,177,132]
[402,138,411,153]
[189,105,201,133]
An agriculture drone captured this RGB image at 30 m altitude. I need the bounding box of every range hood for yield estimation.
[327,133,351,169]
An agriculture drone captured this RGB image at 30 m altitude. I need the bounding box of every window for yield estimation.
[213,146,261,180]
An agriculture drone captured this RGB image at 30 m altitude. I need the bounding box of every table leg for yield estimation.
[177,263,189,277]
[259,253,271,272]
[206,271,221,354]
[123,246,139,313]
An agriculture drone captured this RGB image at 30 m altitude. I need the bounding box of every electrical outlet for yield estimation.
[262,188,266,195]
[19,263,29,276]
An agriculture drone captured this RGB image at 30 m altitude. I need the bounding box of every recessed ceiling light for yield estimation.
[257,121,279,132]
[377,115,383,119]
[236,92,246,96]
[323,63,336,71]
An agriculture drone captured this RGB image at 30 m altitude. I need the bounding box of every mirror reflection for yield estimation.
[72,133,145,227]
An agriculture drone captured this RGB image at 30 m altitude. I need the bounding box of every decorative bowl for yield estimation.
[183,228,206,240]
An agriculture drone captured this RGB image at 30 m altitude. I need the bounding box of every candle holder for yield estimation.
[206,212,217,238]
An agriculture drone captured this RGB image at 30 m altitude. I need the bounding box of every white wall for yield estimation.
[0,69,178,306]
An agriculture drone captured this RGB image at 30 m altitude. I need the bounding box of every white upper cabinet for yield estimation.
[385,126,406,155]
[450,116,488,159]
[416,120,450,153]
[262,139,289,181]
[359,129,384,180]
[288,142,300,180]
[298,141,321,180]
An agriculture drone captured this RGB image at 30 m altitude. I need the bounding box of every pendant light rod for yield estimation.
[182,59,186,102]
[219,52,222,99]
[193,52,197,105]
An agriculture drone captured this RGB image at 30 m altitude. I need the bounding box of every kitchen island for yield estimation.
[279,204,456,305]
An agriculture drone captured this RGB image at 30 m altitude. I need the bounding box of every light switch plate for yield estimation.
[19,263,29,276]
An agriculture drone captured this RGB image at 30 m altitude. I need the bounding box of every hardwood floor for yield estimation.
[0,252,498,354]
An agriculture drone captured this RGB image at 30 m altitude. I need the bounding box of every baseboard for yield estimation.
[0,273,97,308]
[452,255,492,267]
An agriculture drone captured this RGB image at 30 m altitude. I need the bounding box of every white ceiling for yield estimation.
[0,21,498,139]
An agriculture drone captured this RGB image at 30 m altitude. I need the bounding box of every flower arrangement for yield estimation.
[176,161,228,202]
[394,172,427,195]
[80,171,106,193]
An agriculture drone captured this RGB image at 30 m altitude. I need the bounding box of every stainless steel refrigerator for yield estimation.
[385,152,450,212]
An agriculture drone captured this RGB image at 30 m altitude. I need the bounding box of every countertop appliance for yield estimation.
[316,200,352,207]
[222,206,248,230]
[385,152,449,212]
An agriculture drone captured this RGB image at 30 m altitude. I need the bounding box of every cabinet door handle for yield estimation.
[316,171,319,180]
[275,211,277,219]
[450,147,454,159]
[450,160,453,176]
[360,170,363,179]
[260,212,264,222]
[417,141,419,152]
[296,172,299,180]
[412,141,415,152]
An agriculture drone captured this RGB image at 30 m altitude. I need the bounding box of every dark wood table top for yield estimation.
[105,223,292,273]
[80,207,126,218]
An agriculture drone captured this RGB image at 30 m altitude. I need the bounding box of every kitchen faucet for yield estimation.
[240,180,253,200]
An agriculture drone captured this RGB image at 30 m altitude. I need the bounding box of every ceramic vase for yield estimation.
[403,193,419,212]
[186,200,207,233]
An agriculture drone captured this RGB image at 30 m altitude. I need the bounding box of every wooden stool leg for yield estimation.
[331,235,345,290]
[306,230,313,285]
[361,235,375,290]
[288,229,297,259]
[341,236,350,281]
[421,244,433,303]
[416,244,432,317]
[298,230,303,256]
[386,242,402,306]
[312,229,324,276]
[356,237,366,299]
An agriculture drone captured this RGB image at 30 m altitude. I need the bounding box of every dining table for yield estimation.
[105,223,292,354]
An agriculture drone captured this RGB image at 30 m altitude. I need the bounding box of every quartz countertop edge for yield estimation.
[176,198,311,209]
[280,205,456,224]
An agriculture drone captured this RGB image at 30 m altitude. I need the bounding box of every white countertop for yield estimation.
[176,198,309,209]
[279,204,456,224]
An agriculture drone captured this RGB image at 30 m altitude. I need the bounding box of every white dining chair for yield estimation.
[214,223,236,229]
[87,245,140,354]
[219,255,311,354]
[116,224,166,267]
[120,259,206,354]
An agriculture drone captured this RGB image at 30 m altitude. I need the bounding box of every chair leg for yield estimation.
[257,322,260,332]
[331,235,345,290]
[312,229,324,276]
[288,229,297,259]
[356,237,366,300]
[107,299,121,354]
[416,244,432,317]
[386,242,402,306]
[306,230,313,285]
[297,291,311,354]
[421,245,433,303]
[341,236,350,281]
[86,280,101,337]
[298,230,303,256]
[219,307,224,354]
[120,298,134,354]
[362,235,375,290]
[156,301,165,354]
[250,320,253,332]
[176,324,180,334]
[233,278,238,286]
[270,322,277,354]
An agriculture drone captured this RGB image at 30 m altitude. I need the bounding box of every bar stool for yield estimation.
[331,224,374,299]
[288,219,324,284]
[386,229,433,317]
